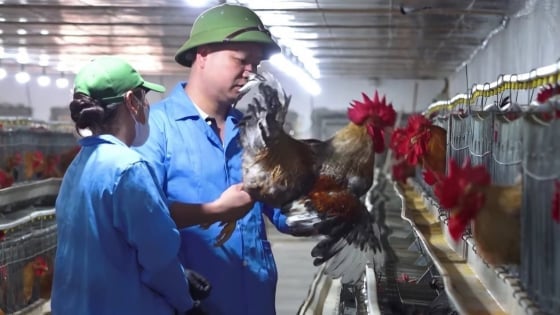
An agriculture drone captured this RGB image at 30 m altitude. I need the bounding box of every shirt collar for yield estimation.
[191,100,210,121]
[166,81,243,124]
[78,134,128,147]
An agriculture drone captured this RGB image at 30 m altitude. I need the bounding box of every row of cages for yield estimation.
[0,116,79,189]
[399,89,560,314]
[0,116,77,313]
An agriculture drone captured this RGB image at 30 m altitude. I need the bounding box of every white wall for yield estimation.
[448,0,560,101]
[0,62,444,138]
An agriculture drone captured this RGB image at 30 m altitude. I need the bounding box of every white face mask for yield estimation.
[131,103,150,147]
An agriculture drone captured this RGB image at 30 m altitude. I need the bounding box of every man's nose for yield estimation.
[244,62,258,73]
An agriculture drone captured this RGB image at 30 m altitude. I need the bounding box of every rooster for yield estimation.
[390,114,447,175]
[428,158,522,265]
[229,72,396,283]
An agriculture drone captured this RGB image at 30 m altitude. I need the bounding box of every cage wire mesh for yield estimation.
[469,111,493,169]
[491,112,523,185]
[449,113,470,166]
[521,108,560,314]
[0,117,76,313]
[0,210,56,313]
[0,118,77,184]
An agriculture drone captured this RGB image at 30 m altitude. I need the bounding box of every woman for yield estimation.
[51,56,198,315]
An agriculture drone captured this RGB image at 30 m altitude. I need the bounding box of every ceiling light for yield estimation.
[17,29,27,35]
[277,38,320,78]
[39,53,49,66]
[0,30,3,35]
[37,75,51,87]
[185,0,210,8]
[56,74,69,89]
[268,53,321,96]
[18,17,27,23]
[257,13,294,25]
[15,71,30,84]
[16,51,30,64]
[0,18,5,22]
[0,68,6,80]
[40,29,49,35]
[37,67,51,87]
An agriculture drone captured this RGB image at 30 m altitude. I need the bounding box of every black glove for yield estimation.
[185,304,208,315]
[185,269,212,301]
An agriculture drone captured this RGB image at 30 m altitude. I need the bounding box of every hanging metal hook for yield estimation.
[496,74,504,108]
[509,73,519,105]
[527,68,538,105]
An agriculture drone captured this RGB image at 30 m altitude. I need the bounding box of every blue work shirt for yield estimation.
[135,82,290,315]
[52,135,193,315]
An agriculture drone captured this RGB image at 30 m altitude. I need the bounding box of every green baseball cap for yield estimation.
[175,4,281,67]
[74,56,165,105]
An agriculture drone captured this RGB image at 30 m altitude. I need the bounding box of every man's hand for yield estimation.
[213,183,254,222]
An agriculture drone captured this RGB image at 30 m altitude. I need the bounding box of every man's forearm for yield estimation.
[169,201,225,229]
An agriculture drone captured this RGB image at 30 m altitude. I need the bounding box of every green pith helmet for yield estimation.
[175,4,281,67]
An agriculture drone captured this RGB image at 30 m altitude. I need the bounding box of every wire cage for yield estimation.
[0,117,78,187]
[412,62,560,314]
[0,116,76,314]
[0,209,56,314]
[521,107,560,314]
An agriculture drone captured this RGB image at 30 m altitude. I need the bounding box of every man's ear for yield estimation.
[195,45,212,67]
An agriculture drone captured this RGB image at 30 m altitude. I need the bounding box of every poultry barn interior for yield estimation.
[0,0,559,314]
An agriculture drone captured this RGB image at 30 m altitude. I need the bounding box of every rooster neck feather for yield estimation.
[330,123,374,167]
[320,122,375,196]
[331,122,371,150]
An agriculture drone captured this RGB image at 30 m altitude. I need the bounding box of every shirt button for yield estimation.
[243,260,248,267]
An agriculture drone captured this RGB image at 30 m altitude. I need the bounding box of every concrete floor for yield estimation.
[268,229,319,315]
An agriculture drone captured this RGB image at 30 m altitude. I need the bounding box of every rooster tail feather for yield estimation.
[311,210,381,284]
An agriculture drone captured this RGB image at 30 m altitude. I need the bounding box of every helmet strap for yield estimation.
[223,25,271,42]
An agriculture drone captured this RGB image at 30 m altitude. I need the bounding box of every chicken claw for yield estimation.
[199,220,236,247]
[213,221,236,247]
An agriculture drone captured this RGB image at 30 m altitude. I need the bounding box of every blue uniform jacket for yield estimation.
[135,82,290,315]
[52,135,193,315]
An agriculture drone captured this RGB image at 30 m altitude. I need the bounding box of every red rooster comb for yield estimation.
[348,90,397,127]
[433,158,491,240]
[348,90,397,153]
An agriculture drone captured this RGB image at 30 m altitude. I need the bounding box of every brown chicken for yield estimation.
[0,152,22,188]
[230,72,396,283]
[21,255,52,305]
[431,158,521,265]
[23,150,45,180]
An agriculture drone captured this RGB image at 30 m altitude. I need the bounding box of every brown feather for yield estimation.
[308,176,362,218]
[473,182,522,265]
[21,261,35,304]
[421,125,447,174]
[244,132,318,207]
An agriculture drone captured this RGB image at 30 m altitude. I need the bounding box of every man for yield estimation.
[135,4,291,315]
